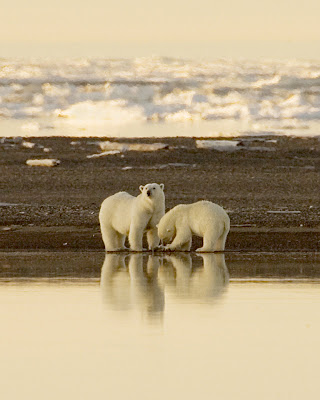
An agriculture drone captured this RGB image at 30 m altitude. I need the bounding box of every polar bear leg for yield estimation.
[196,229,221,252]
[147,227,160,250]
[180,239,192,251]
[129,223,144,252]
[214,229,228,252]
[166,228,192,251]
[115,232,127,250]
[101,225,121,251]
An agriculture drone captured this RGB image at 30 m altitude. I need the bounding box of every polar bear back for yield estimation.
[99,191,135,236]
[163,200,229,236]
[186,201,229,235]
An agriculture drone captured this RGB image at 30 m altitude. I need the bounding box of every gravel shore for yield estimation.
[1,135,320,251]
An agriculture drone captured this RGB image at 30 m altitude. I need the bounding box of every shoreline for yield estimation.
[1,248,320,281]
[1,226,320,252]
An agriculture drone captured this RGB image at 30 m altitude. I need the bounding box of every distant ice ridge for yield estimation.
[1,57,320,132]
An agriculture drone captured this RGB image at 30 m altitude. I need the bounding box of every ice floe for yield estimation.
[99,141,168,152]
[87,150,121,158]
[26,159,60,167]
[196,140,240,151]
[21,141,36,149]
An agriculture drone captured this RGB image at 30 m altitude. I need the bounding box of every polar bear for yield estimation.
[157,200,230,252]
[99,183,165,252]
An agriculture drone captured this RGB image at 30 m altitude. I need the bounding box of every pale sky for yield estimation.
[1,0,320,58]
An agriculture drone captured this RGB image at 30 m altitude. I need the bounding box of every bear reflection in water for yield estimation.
[160,253,229,300]
[100,254,164,316]
[100,253,229,319]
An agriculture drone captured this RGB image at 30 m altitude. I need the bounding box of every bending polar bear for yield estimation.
[158,200,230,252]
[99,183,165,252]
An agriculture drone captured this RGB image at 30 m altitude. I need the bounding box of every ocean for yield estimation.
[1,252,320,400]
[1,56,320,137]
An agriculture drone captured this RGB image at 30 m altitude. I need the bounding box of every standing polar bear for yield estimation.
[99,183,165,252]
[157,200,230,252]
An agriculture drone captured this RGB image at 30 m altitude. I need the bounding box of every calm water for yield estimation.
[0,252,319,400]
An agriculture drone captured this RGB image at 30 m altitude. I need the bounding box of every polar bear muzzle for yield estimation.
[142,183,165,198]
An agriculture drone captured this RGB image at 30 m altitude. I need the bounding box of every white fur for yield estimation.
[99,183,165,251]
[158,200,230,252]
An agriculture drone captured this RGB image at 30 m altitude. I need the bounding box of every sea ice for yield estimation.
[99,141,168,152]
[21,141,36,148]
[1,57,320,137]
[196,140,240,151]
[26,159,60,167]
[87,150,121,158]
[21,122,40,132]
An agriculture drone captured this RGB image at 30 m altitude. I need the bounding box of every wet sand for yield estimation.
[1,251,320,279]
[1,135,320,251]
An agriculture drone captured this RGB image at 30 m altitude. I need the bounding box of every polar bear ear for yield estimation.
[139,185,144,192]
[160,183,164,190]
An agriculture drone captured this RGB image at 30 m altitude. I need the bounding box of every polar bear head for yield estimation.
[139,183,165,202]
[157,210,176,243]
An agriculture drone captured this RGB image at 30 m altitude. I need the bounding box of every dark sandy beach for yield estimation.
[1,135,320,251]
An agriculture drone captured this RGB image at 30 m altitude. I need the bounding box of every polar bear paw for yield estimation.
[130,247,147,252]
[195,247,214,253]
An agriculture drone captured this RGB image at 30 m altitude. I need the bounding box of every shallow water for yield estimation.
[0,252,319,400]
